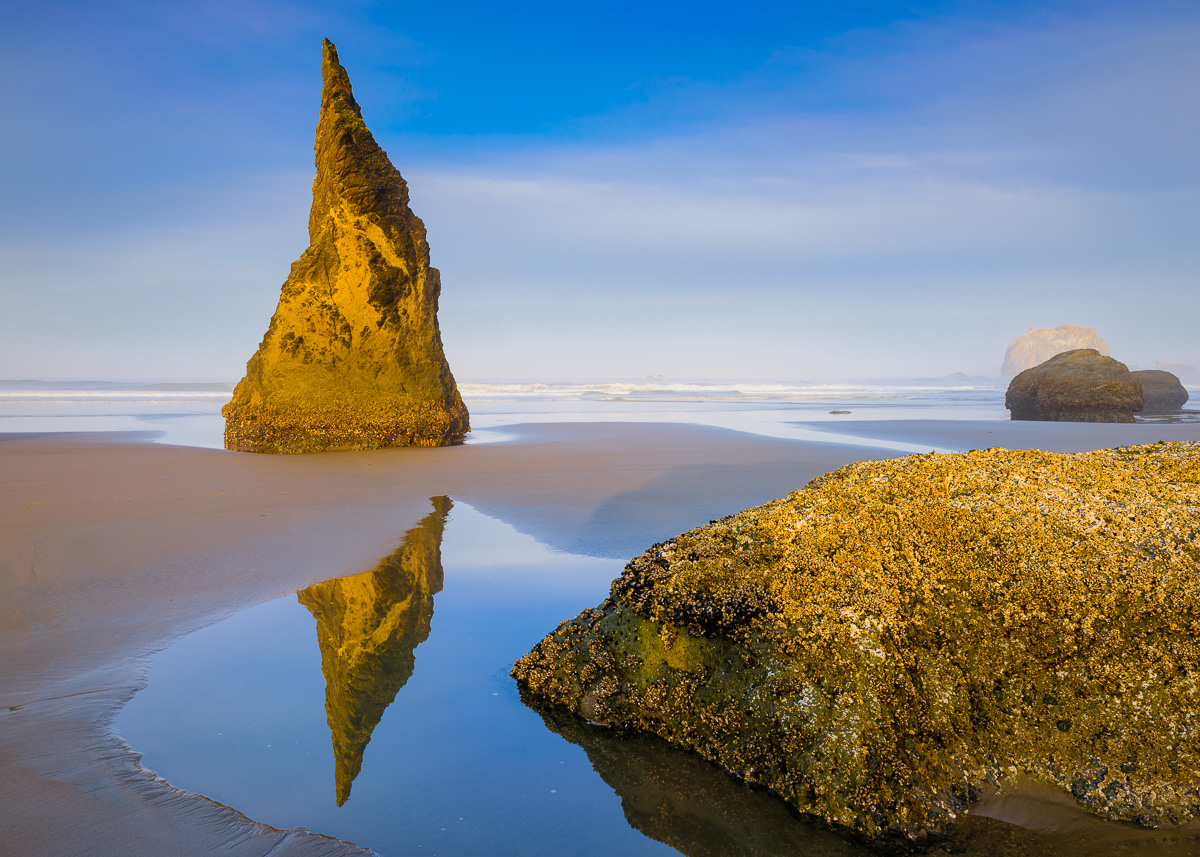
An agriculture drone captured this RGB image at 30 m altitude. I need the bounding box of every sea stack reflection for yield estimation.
[298,497,450,805]
[223,40,468,452]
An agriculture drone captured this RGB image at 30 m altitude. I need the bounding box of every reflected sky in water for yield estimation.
[120,500,685,855]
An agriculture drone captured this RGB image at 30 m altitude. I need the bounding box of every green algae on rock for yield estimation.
[513,442,1200,844]
[1005,348,1143,422]
[223,41,468,452]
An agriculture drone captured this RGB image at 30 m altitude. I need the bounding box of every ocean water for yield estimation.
[0,377,1013,452]
[0,380,234,449]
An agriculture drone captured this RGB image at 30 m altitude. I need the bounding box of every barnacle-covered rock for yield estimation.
[1005,349,1142,422]
[513,442,1200,844]
[1133,370,1189,413]
[223,41,468,452]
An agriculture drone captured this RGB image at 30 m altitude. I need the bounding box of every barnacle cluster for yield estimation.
[513,442,1200,843]
[223,393,468,452]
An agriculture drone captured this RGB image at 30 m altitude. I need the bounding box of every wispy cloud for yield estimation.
[2,2,1197,380]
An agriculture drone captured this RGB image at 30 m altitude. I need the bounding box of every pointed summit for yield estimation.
[308,40,406,244]
[223,40,469,453]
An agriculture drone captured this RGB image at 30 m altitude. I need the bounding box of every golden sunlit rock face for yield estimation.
[223,40,468,452]
[513,443,1200,844]
[298,496,450,805]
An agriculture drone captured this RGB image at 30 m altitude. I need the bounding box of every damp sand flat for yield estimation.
[1,419,1196,856]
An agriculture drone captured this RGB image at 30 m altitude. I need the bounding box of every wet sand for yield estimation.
[1,419,1196,856]
[795,417,1200,453]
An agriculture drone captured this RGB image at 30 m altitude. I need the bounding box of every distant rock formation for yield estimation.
[1134,370,1189,413]
[223,40,468,452]
[1156,360,1200,384]
[1001,324,1109,378]
[1005,349,1142,422]
[297,496,450,805]
[514,442,1200,843]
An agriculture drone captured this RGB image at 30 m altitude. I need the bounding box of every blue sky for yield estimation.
[2,0,1197,380]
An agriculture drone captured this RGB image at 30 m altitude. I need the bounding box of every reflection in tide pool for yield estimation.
[297,497,451,806]
[120,499,689,855]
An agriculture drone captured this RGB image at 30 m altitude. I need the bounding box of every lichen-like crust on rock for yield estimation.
[1005,348,1142,422]
[224,41,468,452]
[1134,369,1189,413]
[513,442,1200,844]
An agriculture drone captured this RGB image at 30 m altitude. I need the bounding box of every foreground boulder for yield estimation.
[1133,369,1189,413]
[514,442,1200,844]
[1005,349,1142,422]
[224,41,469,452]
[1001,324,1109,377]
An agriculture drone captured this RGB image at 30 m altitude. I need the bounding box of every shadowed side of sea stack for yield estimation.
[223,40,469,452]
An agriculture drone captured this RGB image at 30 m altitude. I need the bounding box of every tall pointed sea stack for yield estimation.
[223,40,469,452]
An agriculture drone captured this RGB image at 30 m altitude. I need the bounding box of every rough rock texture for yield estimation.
[1005,349,1142,422]
[224,41,468,452]
[1133,370,1190,413]
[1157,360,1200,384]
[297,496,449,805]
[513,443,1200,845]
[1001,325,1109,377]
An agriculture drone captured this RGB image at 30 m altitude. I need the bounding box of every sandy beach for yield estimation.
[2,418,1198,856]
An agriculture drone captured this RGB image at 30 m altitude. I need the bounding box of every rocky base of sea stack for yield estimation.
[513,442,1200,846]
[223,395,468,452]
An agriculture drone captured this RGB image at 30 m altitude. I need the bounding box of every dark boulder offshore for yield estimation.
[1005,349,1142,422]
[1133,369,1189,413]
